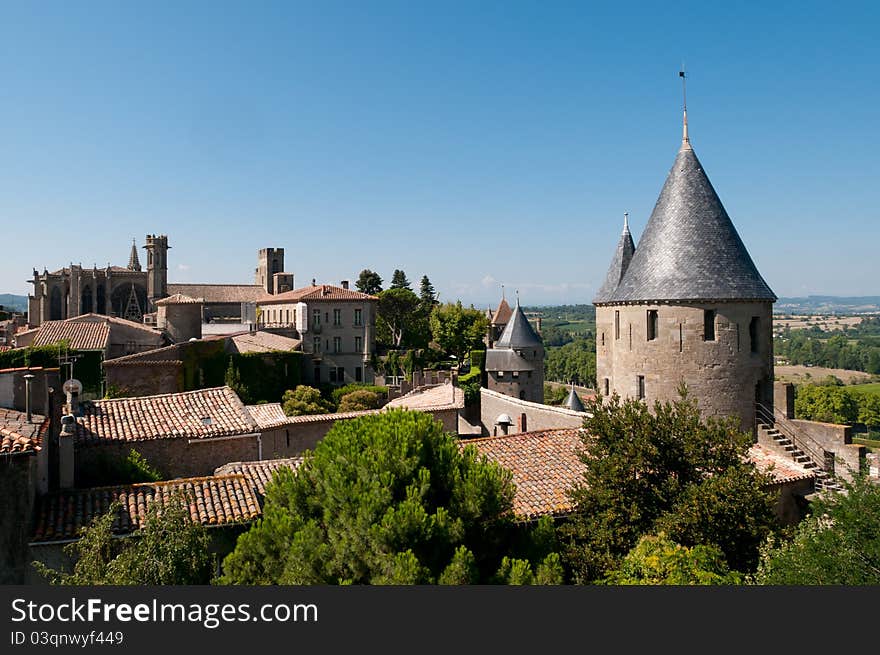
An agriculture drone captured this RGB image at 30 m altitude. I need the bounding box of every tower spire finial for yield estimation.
[679,67,691,149]
[501,284,505,300]
[623,211,630,233]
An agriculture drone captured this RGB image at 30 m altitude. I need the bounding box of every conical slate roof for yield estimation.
[593,216,636,303]
[564,385,586,412]
[599,142,776,304]
[495,300,542,349]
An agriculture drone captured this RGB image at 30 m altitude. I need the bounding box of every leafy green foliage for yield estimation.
[457,350,484,406]
[281,385,334,416]
[355,269,383,295]
[755,474,880,585]
[795,384,860,424]
[377,287,426,349]
[545,338,596,388]
[429,301,489,365]
[218,410,559,584]
[561,390,777,583]
[35,494,212,585]
[224,356,249,403]
[330,383,388,406]
[77,449,164,487]
[604,534,742,585]
[337,389,381,412]
[544,383,569,406]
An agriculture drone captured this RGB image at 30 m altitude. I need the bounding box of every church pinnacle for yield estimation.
[128,239,142,272]
[679,68,691,150]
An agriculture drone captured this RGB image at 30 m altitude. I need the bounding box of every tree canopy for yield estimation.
[755,474,880,585]
[355,269,383,295]
[561,389,777,582]
[419,275,438,307]
[218,410,562,584]
[35,494,212,585]
[377,287,426,349]
[429,301,488,366]
[282,385,333,416]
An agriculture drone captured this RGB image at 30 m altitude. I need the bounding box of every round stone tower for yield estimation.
[593,111,776,431]
[485,299,545,403]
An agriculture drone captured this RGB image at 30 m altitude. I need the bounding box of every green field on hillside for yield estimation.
[849,383,880,398]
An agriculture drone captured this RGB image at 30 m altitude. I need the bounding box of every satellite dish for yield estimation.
[63,379,83,395]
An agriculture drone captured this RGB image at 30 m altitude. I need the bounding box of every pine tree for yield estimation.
[390,269,411,290]
[419,275,438,306]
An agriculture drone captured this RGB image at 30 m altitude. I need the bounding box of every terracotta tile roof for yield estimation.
[281,408,382,424]
[33,320,110,350]
[230,331,301,354]
[214,458,304,496]
[245,403,289,429]
[30,474,262,543]
[0,408,47,455]
[167,284,265,304]
[492,298,513,325]
[461,429,587,519]
[385,383,464,411]
[75,386,258,445]
[259,284,378,304]
[748,444,817,484]
[154,293,204,305]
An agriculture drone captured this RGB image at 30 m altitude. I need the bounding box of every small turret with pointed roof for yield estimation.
[593,213,636,303]
[495,297,542,349]
[128,239,142,272]
[564,382,586,412]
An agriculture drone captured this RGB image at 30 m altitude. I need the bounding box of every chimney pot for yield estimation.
[341,280,349,290]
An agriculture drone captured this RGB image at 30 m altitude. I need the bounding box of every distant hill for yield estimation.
[776,296,880,314]
[0,294,27,313]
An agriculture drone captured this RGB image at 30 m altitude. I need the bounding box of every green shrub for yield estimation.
[338,389,381,412]
[77,449,163,487]
[331,383,389,407]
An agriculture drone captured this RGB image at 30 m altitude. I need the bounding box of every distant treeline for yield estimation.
[775,317,880,374]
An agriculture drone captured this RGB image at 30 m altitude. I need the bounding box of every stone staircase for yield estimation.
[757,421,844,493]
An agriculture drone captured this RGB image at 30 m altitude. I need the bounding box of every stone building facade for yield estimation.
[256,282,378,386]
[594,112,776,430]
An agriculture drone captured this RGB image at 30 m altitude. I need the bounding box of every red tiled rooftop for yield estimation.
[245,403,289,430]
[0,408,47,455]
[748,443,817,484]
[31,474,262,543]
[75,386,257,445]
[258,284,378,303]
[461,428,587,519]
[214,458,304,496]
[33,319,110,350]
[385,383,464,411]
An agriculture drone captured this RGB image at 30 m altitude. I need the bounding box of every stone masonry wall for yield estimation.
[0,455,38,584]
[479,388,586,436]
[104,361,182,397]
[596,301,773,431]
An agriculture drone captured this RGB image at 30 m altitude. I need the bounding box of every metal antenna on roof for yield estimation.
[679,66,690,148]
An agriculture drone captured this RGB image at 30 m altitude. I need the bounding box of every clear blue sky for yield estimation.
[1,1,878,306]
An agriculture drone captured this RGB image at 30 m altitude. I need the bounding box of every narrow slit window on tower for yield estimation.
[679,323,683,352]
[704,309,716,341]
[614,311,620,340]
[629,323,632,351]
[601,332,605,347]
[749,317,760,353]
[604,378,610,396]
[647,310,658,341]
[637,375,645,400]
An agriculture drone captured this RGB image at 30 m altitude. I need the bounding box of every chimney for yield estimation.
[64,379,83,417]
[312,278,316,286]
[341,280,349,290]
[517,413,527,433]
[23,373,35,422]
[59,415,76,489]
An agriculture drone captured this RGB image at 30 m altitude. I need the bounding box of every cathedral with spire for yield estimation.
[594,88,776,429]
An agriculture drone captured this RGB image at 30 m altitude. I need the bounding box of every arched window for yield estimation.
[81,286,93,314]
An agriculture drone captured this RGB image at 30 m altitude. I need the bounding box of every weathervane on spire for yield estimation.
[679,66,690,146]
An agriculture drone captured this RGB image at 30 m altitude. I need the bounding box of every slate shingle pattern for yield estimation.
[494,301,542,349]
[75,386,257,445]
[31,474,262,542]
[599,145,776,304]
